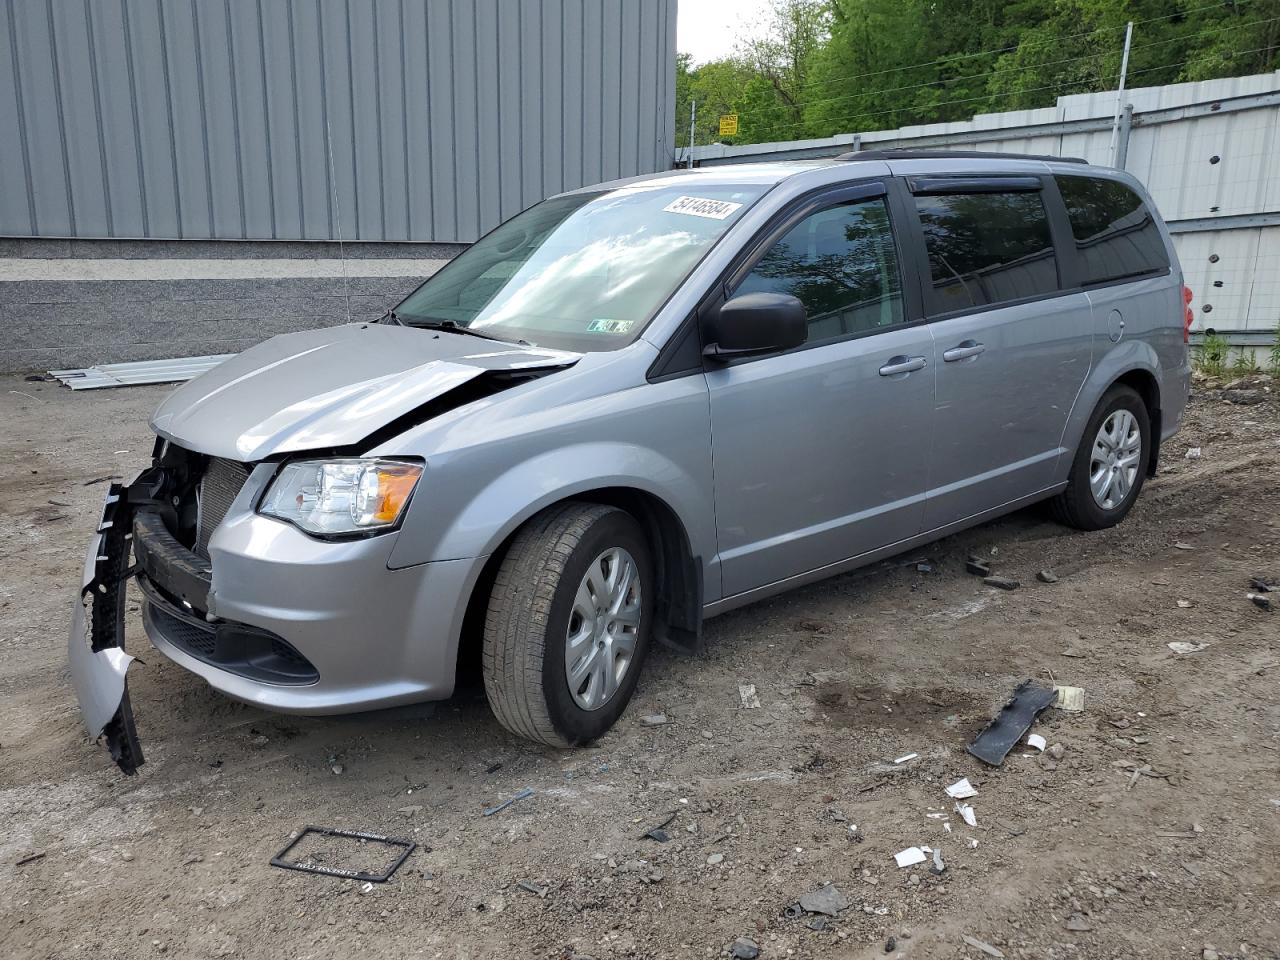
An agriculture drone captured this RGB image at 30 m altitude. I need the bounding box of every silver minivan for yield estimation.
[71,151,1192,772]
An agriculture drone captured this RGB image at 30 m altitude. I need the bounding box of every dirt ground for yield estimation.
[1,371,1277,960]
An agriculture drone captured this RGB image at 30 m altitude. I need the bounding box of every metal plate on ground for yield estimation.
[270,826,416,883]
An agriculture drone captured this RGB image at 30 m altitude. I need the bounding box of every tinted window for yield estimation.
[734,197,904,341]
[915,191,1059,312]
[1057,175,1170,285]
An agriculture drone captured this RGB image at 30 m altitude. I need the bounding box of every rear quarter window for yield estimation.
[1056,175,1170,286]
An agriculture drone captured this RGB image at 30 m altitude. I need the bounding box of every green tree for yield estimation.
[676,0,1280,148]
[735,0,832,137]
[675,53,757,148]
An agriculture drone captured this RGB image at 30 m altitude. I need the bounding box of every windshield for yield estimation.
[393,180,769,351]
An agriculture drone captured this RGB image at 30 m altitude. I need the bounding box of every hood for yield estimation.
[150,324,579,461]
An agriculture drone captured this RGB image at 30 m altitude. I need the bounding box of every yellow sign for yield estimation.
[718,114,739,137]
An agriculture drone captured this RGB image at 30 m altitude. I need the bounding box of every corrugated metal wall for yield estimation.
[0,0,677,243]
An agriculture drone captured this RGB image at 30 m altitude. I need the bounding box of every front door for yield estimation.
[904,180,1093,529]
[704,186,935,599]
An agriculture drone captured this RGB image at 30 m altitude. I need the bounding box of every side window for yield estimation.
[734,197,904,341]
[914,190,1060,313]
[1056,175,1170,285]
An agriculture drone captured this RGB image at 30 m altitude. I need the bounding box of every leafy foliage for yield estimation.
[676,0,1280,148]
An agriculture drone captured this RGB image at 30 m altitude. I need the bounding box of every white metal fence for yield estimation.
[678,72,1280,347]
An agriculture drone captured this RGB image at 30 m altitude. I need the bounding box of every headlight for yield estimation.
[259,458,423,536]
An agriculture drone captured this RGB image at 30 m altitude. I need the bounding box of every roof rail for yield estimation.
[836,148,1089,165]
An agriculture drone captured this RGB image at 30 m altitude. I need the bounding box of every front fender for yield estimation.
[388,441,712,575]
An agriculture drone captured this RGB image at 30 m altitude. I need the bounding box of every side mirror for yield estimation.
[703,292,807,360]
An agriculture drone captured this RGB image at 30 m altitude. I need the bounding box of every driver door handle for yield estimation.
[878,355,927,377]
[943,340,986,362]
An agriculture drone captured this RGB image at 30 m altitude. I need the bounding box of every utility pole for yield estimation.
[688,100,696,169]
[1108,21,1134,166]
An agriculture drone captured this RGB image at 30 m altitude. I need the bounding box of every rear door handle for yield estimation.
[878,355,927,376]
[942,340,986,362]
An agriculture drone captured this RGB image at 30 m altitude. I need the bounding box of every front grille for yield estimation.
[196,457,251,556]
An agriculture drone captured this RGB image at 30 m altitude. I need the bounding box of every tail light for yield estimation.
[1183,285,1194,343]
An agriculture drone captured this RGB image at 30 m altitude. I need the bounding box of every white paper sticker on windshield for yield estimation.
[663,196,744,220]
[587,318,634,334]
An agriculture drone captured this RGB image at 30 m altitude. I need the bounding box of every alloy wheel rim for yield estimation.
[564,546,642,711]
[1089,409,1141,510]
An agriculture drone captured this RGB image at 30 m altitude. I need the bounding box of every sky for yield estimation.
[676,0,773,65]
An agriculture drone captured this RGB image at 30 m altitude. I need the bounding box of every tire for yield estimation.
[482,502,654,747]
[1050,384,1151,531]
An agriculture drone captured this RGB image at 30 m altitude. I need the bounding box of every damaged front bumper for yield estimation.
[68,481,145,775]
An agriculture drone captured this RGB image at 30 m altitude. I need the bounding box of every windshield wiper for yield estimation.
[410,319,507,342]
[412,319,531,345]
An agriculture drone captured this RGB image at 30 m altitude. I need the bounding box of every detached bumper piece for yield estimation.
[68,483,145,775]
[966,679,1057,767]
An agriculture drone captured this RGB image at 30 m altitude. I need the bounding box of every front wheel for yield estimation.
[1050,384,1151,531]
[482,502,653,747]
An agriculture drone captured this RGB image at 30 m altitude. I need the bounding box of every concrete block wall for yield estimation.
[0,239,464,372]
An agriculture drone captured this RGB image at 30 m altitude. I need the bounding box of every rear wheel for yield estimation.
[1050,384,1150,530]
[482,502,653,747]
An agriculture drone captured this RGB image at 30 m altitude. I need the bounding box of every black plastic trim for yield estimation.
[133,509,212,612]
[1040,174,1085,290]
[1080,267,1173,290]
[908,175,1043,194]
[838,149,1087,164]
[139,576,319,685]
[646,315,705,383]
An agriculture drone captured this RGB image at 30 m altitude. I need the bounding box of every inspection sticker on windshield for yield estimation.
[663,196,744,220]
[586,319,634,334]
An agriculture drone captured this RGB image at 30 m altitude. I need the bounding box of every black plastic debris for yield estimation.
[641,811,677,842]
[967,680,1057,766]
[1249,593,1272,612]
[983,576,1020,591]
[1249,575,1275,593]
[965,558,991,577]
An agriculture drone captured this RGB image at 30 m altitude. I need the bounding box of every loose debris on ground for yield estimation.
[1,374,1279,957]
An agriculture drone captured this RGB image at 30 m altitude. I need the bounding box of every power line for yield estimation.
[772,74,1107,135]
[1124,42,1280,80]
[779,0,1258,96]
[799,49,1114,113]
[761,41,1278,139]
[1126,13,1280,56]
[794,12,1280,117]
